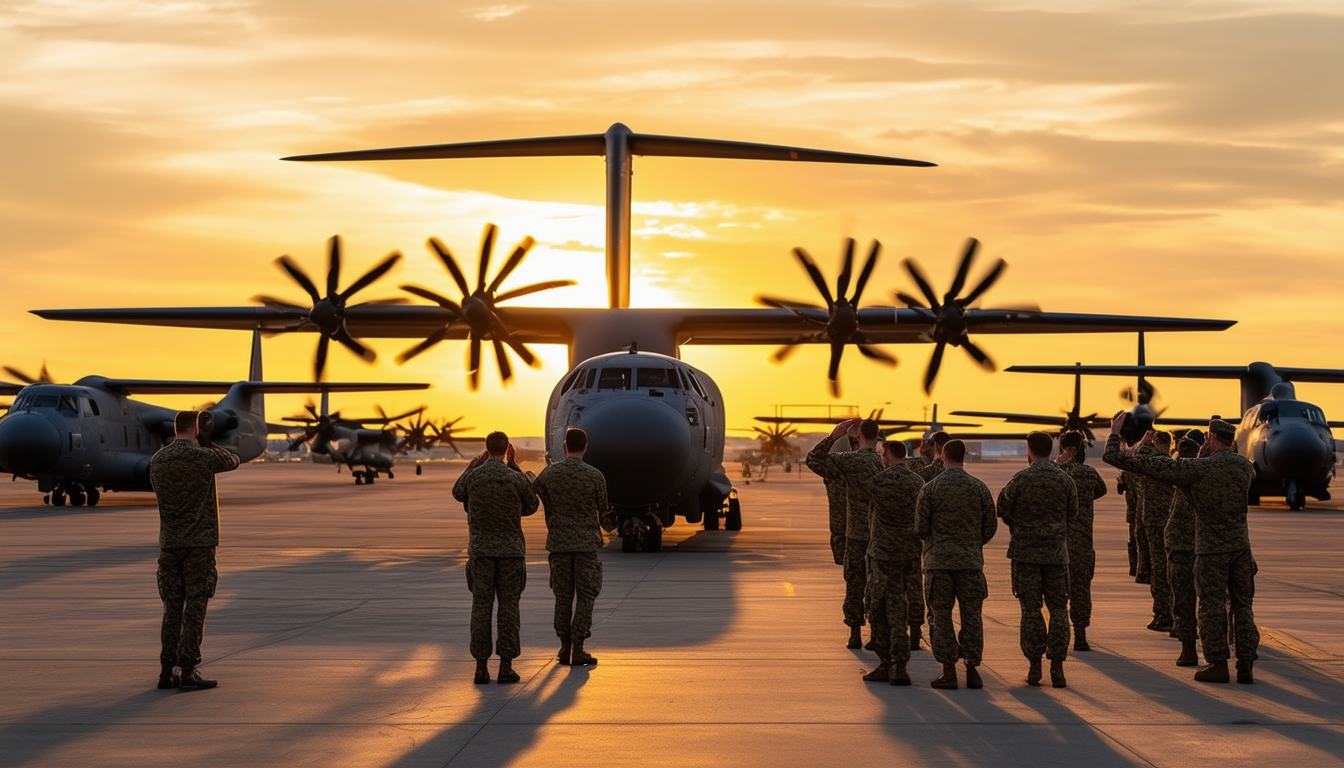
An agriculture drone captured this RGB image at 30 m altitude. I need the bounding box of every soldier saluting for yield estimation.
[862,439,924,685]
[1103,416,1259,684]
[453,431,539,684]
[533,428,615,667]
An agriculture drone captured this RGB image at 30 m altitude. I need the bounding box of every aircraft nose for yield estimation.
[0,413,63,475]
[578,397,693,505]
[1264,426,1331,477]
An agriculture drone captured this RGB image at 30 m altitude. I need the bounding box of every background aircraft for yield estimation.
[0,333,427,506]
[952,364,1114,444]
[34,124,1235,548]
[1009,360,1344,509]
[283,396,425,484]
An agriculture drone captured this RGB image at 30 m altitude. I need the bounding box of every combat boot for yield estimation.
[557,640,572,666]
[178,667,217,691]
[847,626,863,649]
[570,640,597,666]
[930,662,958,690]
[909,624,924,651]
[1235,659,1254,684]
[157,665,179,690]
[1146,618,1173,633]
[473,660,490,684]
[862,663,891,683]
[497,658,521,684]
[1026,658,1043,687]
[1073,627,1090,652]
[1050,659,1067,689]
[1193,660,1230,683]
[964,663,983,689]
[1176,640,1199,667]
[890,663,911,686]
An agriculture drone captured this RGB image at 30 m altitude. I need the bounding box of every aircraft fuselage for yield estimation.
[1235,396,1336,508]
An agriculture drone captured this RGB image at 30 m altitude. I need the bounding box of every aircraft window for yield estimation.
[597,368,632,390]
[57,395,78,414]
[33,395,58,409]
[685,371,707,399]
[1257,404,1278,423]
[637,368,674,389]
[85,398,100,416]
[12,393,29,409]
[669,368,686,390]
[1307,407,1326,424]
[584,369,596,389]
[560,368,584,394]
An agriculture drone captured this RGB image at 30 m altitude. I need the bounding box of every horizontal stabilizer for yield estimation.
[950,410,1108,427]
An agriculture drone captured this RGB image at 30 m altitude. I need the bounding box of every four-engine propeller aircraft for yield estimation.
[1008,360,1344,510]
[33,123,1236,549]
[283,395,427,484]
[0,333,427,506]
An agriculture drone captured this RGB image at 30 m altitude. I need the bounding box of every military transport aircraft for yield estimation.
[283,395,425,484]
[0,333,427,506]
[952,364,1113,444]
[33,123,1235,550]
[1008,360,1344,510]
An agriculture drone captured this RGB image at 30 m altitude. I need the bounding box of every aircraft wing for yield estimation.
[950,410,1065,426]
[754,415,980,428]
[1153,416,1232,427]
[75,376,430,395]
[0,382,24,396]
[1007,364,1344,381]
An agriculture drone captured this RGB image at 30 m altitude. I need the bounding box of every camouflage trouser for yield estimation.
[924,569,987,666]
[867,556,917,666]
[157,547,217,668]
[1146,526,1172,623]
[467,556,527,661]
[1168,549,1198,643]
[1127,524,1138,576]
[905,556,926,629]
[1067,547,1096,629]
[1011,561,1070,661]
[1134,520,1151,581]
[1196,550,1259,663]
[549,551,602,642]
[830,534,846,567]
[842,538,869,627]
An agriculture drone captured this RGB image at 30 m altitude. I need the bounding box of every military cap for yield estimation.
[1208,419,1236,441]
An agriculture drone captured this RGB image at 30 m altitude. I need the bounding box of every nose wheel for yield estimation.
[42,484,100,508]
[619,514,664,553]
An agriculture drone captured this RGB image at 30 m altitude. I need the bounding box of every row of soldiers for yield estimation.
[808,412,1260,689]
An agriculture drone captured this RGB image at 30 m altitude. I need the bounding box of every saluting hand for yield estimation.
[1110,411,1127,437]
[830,418,860,440]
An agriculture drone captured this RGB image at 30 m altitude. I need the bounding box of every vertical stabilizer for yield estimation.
[249,329,263,382]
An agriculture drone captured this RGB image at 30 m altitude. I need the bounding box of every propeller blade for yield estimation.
[351,297,411,306]
[396,326,454,364]
[958,257,1005,306]
[946,238,979,302]
[851,240,880,304]
[476,224,497,294]
[827,342,845,396]
[486,236,536,295]
[251,294,307,311]
[314,335,330,382]
[375,404,388,419]
[894,291,928,310]
[400,284,465,316]
[835,238,855,302]
[427,237,473,297]
[493,338,513,382]
[333,327,376,363]
[793,247,835,307]
[326,235,342,297]
[494,279,577,304]
[902,259,941,310]
[961,338,996,371]
[4,367,35,384]
[276,256,322,305]
[771,343,801,363]
[755,294,824,311]
[340,251,402,300]
[923,340,947,394]
[487,314,537,367]
[857,344,898,366]
[468,336,482,391]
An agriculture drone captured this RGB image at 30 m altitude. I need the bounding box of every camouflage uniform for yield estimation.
[1166,484,1199,644]
[997,460,1078,662]
[823,478,847,566]
[1059,460,1107,630]
[807,435,883,628]
[149,439,240,669]
[916,467,997,666]
[453,459,539,661]
[1121,470,1151,581]
[1103,436,1258,663]
[534,457,616,643]
[866,463,924,666]
[912,457,945,482]
[1134,444,1176,625]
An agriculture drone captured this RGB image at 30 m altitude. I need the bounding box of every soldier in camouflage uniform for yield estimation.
[998,432,1078,688]
[453,432,539,684]
[916,440,997,690]
[822,434,858,566]
[1123,467,1153,584]
[1055,431,1107,652]
[1118,471,1138,577]
[1134,432,1176,632]
[1104,416,1258,684]
[908,431,949,482]
[807,418,883,649]
[150,410,241,691]
[534,428,616,667]
[862,440,925,685]
[1167,432,1203,667]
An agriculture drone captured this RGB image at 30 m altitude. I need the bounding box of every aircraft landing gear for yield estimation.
[365,472,376,485]
[416,464,423,476]
[354,472,364,485]
[86,487,101,507]
[68,489,87,507]
[387,470,394,480]
[725,490,742,531]
[1286,481,1305,511]
[50,490,66,507]
[618,514,663,552]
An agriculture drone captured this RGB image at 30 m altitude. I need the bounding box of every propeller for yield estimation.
[433,416,477,457]
[3,363,55,385]
[754,238,897,397]
[252,235,406,381]
[394,410,439,454]
[1062,369,1099,443]
[397,224,576,390]
[895,238,1035,394]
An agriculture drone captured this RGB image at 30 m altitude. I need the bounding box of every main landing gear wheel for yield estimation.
[69,489,86,507]
[51,490,66,507]
[644,524,663,553]
[703,506,720,531]
[1288,493,1305,511]
[416,464,423,476]
[725,494,742,531]
[366,472,376,485]
[86,487,100,507]
[621,533,639,553]
[354,472,364,485]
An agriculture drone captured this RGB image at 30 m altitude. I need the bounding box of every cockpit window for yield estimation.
[684,370,707,399]
[597,368,632,390]
[57,395,78,414]
[637,368,674,389]
[1257,404,1277,423]
[32,395,58,409]
[85,398,100,416]
[584,369,596,389]
[560,368,584,395]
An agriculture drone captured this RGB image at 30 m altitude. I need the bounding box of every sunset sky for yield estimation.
[2,0,1342,438]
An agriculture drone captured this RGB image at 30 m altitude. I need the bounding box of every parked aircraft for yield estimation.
[283,396,424,484]
[0,333,427,506]
[34,123,1235,548]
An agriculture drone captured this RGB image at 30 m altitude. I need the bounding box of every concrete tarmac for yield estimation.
[2,460,1342,767]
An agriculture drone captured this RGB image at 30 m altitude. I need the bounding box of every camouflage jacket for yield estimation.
[867,463,925,562]
[997,460,1079,565]
[806,435,883,541]
[1103,436,1254,555]
[452,459,540,557]
[534,457,615,552]
[912,457,945,482]
[150,438,241,549]
[1133,443,1176,529]
[1165,483,1197,552]
[915,467,997,570]
[823,478,846,539]
[1059,461,1107,554]
[1117,470,1139,524]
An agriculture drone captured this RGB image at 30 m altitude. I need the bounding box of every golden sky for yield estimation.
[2,0,1343,437]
